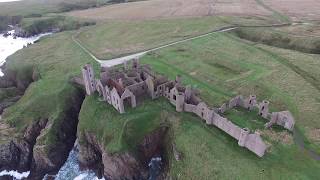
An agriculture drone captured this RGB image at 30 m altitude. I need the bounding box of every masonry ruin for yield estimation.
[81,59,295,157]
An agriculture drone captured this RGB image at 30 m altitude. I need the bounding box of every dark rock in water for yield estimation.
[79,132,145,179]
[0,175,12,180]
[0,119,48,173]
[2,32,11,38]
[0,141,20,170]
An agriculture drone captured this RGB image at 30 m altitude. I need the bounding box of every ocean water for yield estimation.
[0,0,22,2]
[0,30,49,179]
[0,30,50,75]
[44,148,105,180]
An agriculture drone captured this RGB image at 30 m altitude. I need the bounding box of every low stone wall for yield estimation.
[179,101,267,157]
[81,61,294,157]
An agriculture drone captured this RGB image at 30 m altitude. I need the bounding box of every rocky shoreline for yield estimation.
[0,63,169,179]
[0,64,84,179]
[78,126,169,180]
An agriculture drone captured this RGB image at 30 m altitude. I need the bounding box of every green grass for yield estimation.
[75,17,231,59]
[255,0,291,23]
[19,15,95,36]
[79,92,320,179]
[224,107,267,130]
[134,32,320,160]
[0,87,21,102]
[78,95,172,153]
[0,0,117,33]
[138,32,320,148]
[1,15,319,178]
[0,0,111,17]
[168,112,320,179]
[231,27,320,54]
[1,31,93,148]
[74,15,284,60]
[77,23,320,178]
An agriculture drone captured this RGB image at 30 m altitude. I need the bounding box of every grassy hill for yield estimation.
[232,26,320,54]
[0,2,319,178]
[76,19,320,178]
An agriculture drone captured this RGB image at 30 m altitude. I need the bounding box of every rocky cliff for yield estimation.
[0,64,85,179]
[78,126,169,180]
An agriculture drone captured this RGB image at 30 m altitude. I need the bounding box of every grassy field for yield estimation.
[137,31,320,150]
[79,92,320,179]
[75,17,230,59]
[0,0,110,16]
[77,21,320,178]
[0,3,319,178]
[78,95,171,153]
[74,16,279,60]
[255,0,290,23]
[232,26,320,54]
[1,31,93,149]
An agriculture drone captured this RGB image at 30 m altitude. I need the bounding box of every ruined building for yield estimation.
[81,59,295,157]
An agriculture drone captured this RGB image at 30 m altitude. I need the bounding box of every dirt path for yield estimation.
[72,23,293,67]
[72,26,238,67]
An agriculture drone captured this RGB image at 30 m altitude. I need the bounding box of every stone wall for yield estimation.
[81,60,295,157]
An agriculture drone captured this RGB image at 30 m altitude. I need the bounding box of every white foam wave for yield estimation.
[73,173,88,180]
[0,170,30,179]
[0,30,51,76]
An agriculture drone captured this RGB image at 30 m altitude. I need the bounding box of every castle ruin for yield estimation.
[81,59,295,157]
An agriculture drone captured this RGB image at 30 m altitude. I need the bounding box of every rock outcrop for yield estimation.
[0,63,34,91]
[28,90,85,180]
[78,126,169,180]
[0,118,48,172]
[0,63,86,179]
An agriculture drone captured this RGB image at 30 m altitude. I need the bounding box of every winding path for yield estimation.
[72,26,238,67]
[72,23,296,67]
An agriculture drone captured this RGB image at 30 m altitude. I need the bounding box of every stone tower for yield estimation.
[132,58,140,69]
[82,64,96,95]
[247,95,257,110]
[238,128,249,147]
[258,100,269,119]
[175,94,185,112]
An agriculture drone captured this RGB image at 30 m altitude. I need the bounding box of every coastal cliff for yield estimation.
[78,125,169,179]
[0,44,86,179]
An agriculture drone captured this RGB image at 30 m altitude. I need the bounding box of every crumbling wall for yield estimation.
[110,88,124,113]
[82,64,96,95]
[80,60,295,157]
[127,81,147,97]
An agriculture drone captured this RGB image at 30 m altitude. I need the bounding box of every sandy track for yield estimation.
[68,0,271,20]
